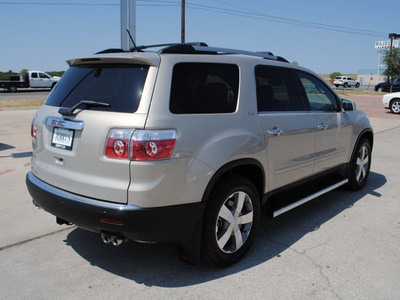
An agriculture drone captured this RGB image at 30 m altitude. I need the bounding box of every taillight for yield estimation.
[131,130,177,161]
[105,129,178,161]
[105,129,133,159]
[31,116,38,140]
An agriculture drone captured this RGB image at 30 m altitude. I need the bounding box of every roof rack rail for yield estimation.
[96,48,125,54]
[159,44,288,62]
[136,42,208,51]
[95,43,288,63]
[95,42,208,55]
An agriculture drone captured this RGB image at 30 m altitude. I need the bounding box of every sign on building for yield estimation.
[375,40,400,49]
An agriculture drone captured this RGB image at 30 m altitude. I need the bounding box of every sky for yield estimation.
[0,0,399,74]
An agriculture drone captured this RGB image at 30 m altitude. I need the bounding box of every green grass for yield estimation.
[0,90,385,109]
[335,89,382,95]
[0,99,45,108]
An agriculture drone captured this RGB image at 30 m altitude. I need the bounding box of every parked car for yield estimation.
[333,76,360,88]
[26,43,373,267]
[0,71,60,92]
[375,78,400,92]
[382,92,400,114]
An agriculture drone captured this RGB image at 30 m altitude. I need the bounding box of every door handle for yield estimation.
[268,128,283,136]
[318,124,328,131]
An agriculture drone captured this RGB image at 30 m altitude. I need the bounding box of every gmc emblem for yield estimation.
[51,120,66,127]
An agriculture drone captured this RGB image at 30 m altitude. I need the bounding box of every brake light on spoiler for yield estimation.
[105,129,178,161]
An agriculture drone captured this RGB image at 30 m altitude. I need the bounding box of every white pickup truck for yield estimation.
[0,70,60,92]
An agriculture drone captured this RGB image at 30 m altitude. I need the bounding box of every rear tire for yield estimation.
[201,175,260,267]
[343,83,349,88]
[355,83,360,88]
[8,85,17,92]
[346,138,371,190]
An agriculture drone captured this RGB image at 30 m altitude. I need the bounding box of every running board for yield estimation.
[272,179,348,217]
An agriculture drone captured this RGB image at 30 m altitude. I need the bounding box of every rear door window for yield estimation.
[255,66,303,112]
[45,64,149,113]
[170,63,239,114]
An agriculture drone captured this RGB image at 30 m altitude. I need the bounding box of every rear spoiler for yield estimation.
[66,53,160,67]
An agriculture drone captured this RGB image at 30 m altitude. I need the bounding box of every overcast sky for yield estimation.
[0,0,398,74]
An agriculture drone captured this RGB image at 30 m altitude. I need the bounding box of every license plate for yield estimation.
[51,127,74,150]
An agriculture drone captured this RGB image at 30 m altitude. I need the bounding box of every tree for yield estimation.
[329,72,342,82]
[382,48,400,92]
[291,61,299,66]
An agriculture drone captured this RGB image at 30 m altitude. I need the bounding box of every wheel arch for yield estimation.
[390,97,400,106]
[201,158,265,205]
[350,129,374,164]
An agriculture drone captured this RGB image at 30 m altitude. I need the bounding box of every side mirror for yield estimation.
[341,99,356,111]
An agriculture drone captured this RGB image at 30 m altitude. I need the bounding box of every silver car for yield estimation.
[26,43,373,266]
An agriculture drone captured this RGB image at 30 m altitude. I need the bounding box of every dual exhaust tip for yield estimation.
[101,232,127,246]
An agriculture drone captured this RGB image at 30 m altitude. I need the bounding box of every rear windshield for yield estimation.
[45,64,149,113]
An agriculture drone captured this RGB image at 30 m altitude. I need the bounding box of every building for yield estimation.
[357,69,387,86]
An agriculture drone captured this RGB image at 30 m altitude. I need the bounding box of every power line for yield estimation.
[0,1,179,6]
[0,0,387,38]
[186,2,386,38]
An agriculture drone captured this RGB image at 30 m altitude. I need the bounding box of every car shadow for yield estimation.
[64,171,386,287]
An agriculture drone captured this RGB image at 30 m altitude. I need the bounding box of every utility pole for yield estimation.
[121,0,136,51]
[181,0,185,43]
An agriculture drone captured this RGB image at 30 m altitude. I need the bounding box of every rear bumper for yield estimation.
[26,171,206,246]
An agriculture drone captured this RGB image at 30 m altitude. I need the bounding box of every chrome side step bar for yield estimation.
[272,179,349,217]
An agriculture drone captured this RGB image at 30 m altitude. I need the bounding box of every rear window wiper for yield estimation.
[58,100,111,116]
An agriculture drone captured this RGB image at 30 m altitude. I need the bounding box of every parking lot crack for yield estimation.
[0,227,74,251]
[267,238,342,299]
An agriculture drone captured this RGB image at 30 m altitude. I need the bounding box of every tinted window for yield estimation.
[39,73,50,79]
[298,71,338,112]
[31,73,38,78]
[45,64,149,113]
[255,66,303,112]
[170,63,239,114]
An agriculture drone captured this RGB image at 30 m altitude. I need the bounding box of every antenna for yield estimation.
[126,29,139,52]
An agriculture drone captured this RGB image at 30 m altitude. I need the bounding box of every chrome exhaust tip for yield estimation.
[32,199,40,209]
[111,235,126,246]
[101,232,112,244]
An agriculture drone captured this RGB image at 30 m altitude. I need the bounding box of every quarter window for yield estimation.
[298,71,338,112]
[170,63,239,114]
[255,66,303,112]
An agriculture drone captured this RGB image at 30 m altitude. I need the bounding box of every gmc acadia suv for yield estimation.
[26,43,373,266]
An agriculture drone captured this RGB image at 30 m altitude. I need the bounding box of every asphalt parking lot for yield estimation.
[1,95,400,299]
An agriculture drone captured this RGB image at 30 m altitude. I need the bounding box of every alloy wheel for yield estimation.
[215,191,254,254]
[355,145,369,183]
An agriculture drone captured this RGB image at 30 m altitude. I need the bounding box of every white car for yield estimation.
[333,76,360,88]
[382,92,400,114]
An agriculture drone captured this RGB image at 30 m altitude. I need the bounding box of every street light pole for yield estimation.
[181,0,185,43]
[121,0,136,51]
